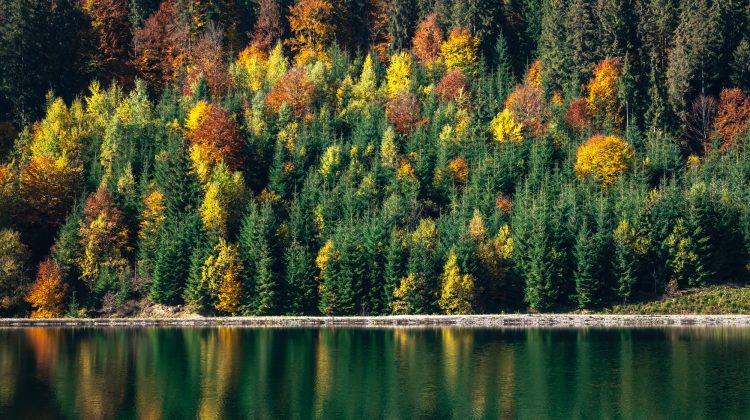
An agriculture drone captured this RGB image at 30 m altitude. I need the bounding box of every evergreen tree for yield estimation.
[150,214,202,305]
[284,241,317,315]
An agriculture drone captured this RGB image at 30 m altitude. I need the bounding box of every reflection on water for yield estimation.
[0,327,749,419]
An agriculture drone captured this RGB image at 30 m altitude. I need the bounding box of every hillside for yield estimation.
[1,1,750,318]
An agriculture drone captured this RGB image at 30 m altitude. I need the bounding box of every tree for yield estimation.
[385,51,413,97]
[82,0,134,84]
[573,222,608,309]
[238,202,279,315]
[387,0,418,51]
[266,66,317,119]
[411,13,443,65]
[565,97,592,133]
[284,241,317,314]
[286,0,335,63]
[151,214,201,305]
[212,240,244,314]
[0,229,29,315]
[183,31,230,99]
[251,0,284,51]
[20,155,82,227]
[186,102,245,180]
[439,251,474,314]
[436,69,470,106]
[666,0,723,122]
[199,165,247,237]
[575,134,634,186]
[490,109,523,144]
[440,27,480,76]
[714,88,750,150]
[538,0,569,93]
[133,0,187,92]
[0,0,88,124]
[387,90,426,135]
[587,58,622,130]
[26,259,67,318]
[78,187,130,288]
[565,0,595,91]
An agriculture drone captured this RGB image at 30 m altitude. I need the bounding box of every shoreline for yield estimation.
[3,314,750,328]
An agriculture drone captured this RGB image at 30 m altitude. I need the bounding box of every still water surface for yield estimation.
[0,327,749,419]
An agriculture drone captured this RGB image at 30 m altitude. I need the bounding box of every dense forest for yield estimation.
[1,0,750,317]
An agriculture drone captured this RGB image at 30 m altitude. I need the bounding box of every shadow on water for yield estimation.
[0,327,749,419]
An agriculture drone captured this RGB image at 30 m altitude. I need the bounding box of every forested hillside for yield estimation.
[1,0,750,317]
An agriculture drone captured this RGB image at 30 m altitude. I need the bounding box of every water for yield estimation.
[0,327,749,419]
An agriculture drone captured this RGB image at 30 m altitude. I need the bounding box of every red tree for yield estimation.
[265,66,317,119]
[714,88,750,150]
[133,0,187,92]
[387,91,427,135]
[436,69,470,105]
[251,0,284,51]
[183,32,231,99]
[565,98,592,133]
[187,104,246,171]
[26,260,67,319]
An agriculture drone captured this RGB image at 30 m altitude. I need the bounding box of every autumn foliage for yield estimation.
[186,102,245,175]
[20,155,82,226]
[286,0,335,63]
[436,69,470,105]
[183,33,231,99]
[266,66,317,119]
[26,260,67,319]
[78,187,130,285]
[714,88,750,150]
[412,14,443,65]
[387,91,427,135]
[251,0,284,51]
[505,85,546,135]
[565,98,592,133]
[575,134,634,186]
[440,27,480,76]
[587,58,622,129]
[133,1,186,92]
[82,0,133,84]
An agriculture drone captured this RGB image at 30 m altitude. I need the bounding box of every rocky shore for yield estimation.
[3,314,750,328]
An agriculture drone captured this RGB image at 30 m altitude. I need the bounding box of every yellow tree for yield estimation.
[575,134,634,186]
[200,239,244,314]
[78,187,130,286]
[286,0,335,64]
[440,27,480,76]
[439,251,475,315]
[386,52,413,97]
[587,58,623,129]
[489,109,523,143]
[200,165,247,237]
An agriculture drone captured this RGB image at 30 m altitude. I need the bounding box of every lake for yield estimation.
[0,327,749,419]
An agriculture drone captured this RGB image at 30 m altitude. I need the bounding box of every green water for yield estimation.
[0,327,749,419]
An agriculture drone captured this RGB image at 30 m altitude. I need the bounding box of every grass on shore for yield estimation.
[605,285,750,315]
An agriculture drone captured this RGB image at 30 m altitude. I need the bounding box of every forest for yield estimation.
[1,0,750,317]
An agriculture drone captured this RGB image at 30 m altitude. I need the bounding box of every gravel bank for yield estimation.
[3,315,750,328]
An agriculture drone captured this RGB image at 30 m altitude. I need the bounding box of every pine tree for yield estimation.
[150,214,201,305]
[387,0,418,51]
[494,32,515,105]
[566,0,596,93]
[538,0,569,93]
[238,202,279,315]
[284,241,317,315]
